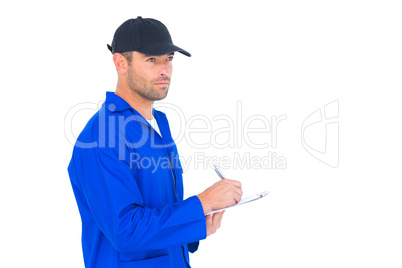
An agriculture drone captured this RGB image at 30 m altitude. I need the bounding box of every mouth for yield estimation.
[154,82,169,86]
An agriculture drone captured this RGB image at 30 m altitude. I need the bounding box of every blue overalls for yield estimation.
[68,92,206,267]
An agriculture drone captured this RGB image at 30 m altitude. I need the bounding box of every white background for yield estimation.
[1,0,401,267]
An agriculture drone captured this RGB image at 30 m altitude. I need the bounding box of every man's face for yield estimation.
[126,51,174,101]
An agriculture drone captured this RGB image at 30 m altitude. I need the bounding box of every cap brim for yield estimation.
[107,44,113,53]
[137,44,191,57]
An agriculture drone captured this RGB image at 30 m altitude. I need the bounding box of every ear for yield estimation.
[113,53,129,74]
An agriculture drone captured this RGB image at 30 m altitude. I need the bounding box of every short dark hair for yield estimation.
[121,51,134,64]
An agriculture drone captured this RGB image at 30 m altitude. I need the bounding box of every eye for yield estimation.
[167,56,174,61]
[146,58,156,62]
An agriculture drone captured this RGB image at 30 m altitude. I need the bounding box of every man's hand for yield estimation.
[197,179,243,214]
[206,211,225,236]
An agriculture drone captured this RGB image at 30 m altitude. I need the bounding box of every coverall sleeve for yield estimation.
[69,144,207,253]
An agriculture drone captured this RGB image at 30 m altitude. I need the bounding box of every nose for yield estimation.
[158,62,170,77]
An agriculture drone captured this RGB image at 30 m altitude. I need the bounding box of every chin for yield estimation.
[153,93,168,101]
[158,89,169,99]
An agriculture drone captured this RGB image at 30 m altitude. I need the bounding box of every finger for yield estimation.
[220,210,225,219]
[226,179,242,189]
[234,186,243,197]
[206,214,213,223]
[212,211,220,226]
[206,214,213,236]
[234,191,243,204]
[206,214,213,227]
[209,213,220,235]
[220,179,242,190]
[217,211,225,229]
[214,211,223,230]
[216,211,224,223]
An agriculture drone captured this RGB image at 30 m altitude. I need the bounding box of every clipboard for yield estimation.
[205,191,269,215]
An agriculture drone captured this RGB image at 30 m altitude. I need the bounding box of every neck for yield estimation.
[115,81,154,120]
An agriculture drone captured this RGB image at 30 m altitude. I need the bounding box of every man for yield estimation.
[68,17,243,268]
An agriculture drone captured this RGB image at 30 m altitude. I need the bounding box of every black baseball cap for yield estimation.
[107,16,191,57]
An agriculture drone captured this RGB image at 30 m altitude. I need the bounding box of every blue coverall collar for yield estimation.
[104,91,167,139]
[104,91,155,126]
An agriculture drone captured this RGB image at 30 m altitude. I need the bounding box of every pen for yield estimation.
[213,165,226,180]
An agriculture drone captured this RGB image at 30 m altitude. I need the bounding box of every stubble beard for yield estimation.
[126,65,170,102]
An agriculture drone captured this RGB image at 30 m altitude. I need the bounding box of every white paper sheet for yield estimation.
[205,191,269,215]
